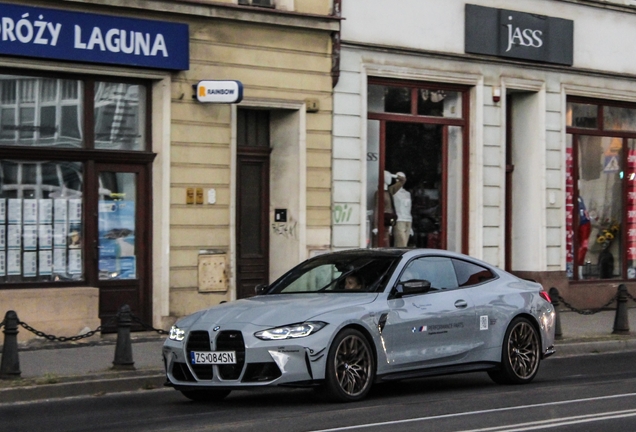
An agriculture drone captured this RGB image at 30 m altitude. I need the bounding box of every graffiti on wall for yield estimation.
[333,204,353,224]
[272,218,297,238]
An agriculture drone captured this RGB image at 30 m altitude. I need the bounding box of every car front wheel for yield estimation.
[180,389,231,402]
[321,328,375,402]
[488,317,541,385]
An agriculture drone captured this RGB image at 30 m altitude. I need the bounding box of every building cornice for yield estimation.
[552,0,636,14]
[24,0,340,32]
[343,40,636,83]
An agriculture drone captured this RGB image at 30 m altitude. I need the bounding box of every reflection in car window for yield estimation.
[269,255,398,294]
[452,259,495,287]
[400,257,458,290]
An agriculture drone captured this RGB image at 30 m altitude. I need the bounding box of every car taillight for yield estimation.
[539,290,551,303]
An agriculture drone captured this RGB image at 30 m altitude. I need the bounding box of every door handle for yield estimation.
[454,300,468,309]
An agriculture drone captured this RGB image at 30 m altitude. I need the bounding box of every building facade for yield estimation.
[332,0,636,307]
[0,0,338,341]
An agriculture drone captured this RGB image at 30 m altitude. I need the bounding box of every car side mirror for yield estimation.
[395,280,432,298]
[255,283,269,295]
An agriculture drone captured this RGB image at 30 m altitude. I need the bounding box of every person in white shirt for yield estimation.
[392,172,412,247]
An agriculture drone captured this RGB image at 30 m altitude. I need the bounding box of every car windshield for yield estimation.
[267,254,398,294]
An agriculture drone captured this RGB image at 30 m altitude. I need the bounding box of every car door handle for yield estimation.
[454,300,468,309]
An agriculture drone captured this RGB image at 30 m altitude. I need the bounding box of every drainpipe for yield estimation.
[331,0,342,88]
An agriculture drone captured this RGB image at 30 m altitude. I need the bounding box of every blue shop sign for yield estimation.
[0,3,189,70]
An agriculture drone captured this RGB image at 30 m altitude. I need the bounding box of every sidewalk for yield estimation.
[1,308,635,404]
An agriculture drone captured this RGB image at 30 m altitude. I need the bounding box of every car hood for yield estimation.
[192,294,378,327]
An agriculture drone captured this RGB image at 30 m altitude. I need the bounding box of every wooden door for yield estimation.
[236,149,269,298]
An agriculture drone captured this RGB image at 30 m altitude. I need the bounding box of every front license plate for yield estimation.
[190,351,236,365]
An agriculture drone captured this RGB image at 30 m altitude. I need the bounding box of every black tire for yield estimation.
[322,328,375,402]
[179,389,231,402]
[488,317,541,385]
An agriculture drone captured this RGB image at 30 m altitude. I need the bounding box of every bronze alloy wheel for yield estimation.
[322,328,375,402]
[488,316,541,385]
[508,319,540,379]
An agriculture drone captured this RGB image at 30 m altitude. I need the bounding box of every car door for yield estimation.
[382,256,478,368]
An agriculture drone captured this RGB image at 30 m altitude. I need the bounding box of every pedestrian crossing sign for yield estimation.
[604,155,620,173]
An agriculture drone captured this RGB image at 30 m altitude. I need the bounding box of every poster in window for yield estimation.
[68,249,82,275]
[39,250,52,276]
[0,225,4,250]
[69,199,82,223]
[8,199,22,224]
[23,225,37,250]
[7,249,20,275]
[23,199,37,224]
[23,251,37,277]
[68,223,82,248]
[54,248,66,273]
[7,225,21,249]
[0,251,5,276]
[54,199,67,223]
[0,199,5,224]
[39,199,53,224]
[98,200,136,280]
[39,225,53,249]
[54,223,67,247]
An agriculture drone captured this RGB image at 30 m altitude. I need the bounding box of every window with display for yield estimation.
[366,79,469,253]
[566,98,636,281]
[0,71,152,292]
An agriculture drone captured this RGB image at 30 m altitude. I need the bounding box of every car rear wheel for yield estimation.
[180,389,231,402]
[322,328,375,402]
[488,317,540,385]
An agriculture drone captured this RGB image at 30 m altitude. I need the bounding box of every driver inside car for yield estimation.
[344,274,364,290]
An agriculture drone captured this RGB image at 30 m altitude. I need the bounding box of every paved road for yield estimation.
[2,351,636,432]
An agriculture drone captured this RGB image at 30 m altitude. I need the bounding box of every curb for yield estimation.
[555,338,636,357]
[0,370,165,404]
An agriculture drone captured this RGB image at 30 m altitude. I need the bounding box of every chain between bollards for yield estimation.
[2,306,169,379]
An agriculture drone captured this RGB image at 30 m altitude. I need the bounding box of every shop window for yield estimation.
[366,79,469,253]
[0,70,152,288]
[0,76,83,148]
[0,160,84,282]
[238,0,274,7]
[368,84,462,118]
[94,82,146,151]
[566,98,636,280]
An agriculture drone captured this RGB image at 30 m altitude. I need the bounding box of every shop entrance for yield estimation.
[366,80,469,252]
[94,163,151,328]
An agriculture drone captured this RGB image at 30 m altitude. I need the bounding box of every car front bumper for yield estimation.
[163,325,332,389]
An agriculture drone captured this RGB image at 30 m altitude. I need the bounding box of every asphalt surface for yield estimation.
[0,308,635,404]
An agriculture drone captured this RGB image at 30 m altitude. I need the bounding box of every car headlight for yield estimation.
[254,322,327,341]
[169,325,186,341]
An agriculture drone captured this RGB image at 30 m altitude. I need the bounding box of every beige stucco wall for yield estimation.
[0,288,100,344]
[168,8,335,318]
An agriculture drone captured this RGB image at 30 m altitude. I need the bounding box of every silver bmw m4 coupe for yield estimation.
[163,248,556,402]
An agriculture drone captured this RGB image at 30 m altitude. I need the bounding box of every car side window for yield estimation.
[452,259,495,287]
[400,257,459,290]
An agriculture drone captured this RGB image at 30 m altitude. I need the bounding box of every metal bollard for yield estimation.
[548,287,563,340]
[0,310,21,379]
[112,305,135,370]
[613,284,630,335]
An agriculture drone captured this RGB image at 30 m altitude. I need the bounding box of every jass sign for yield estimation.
[465,4,573,66]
